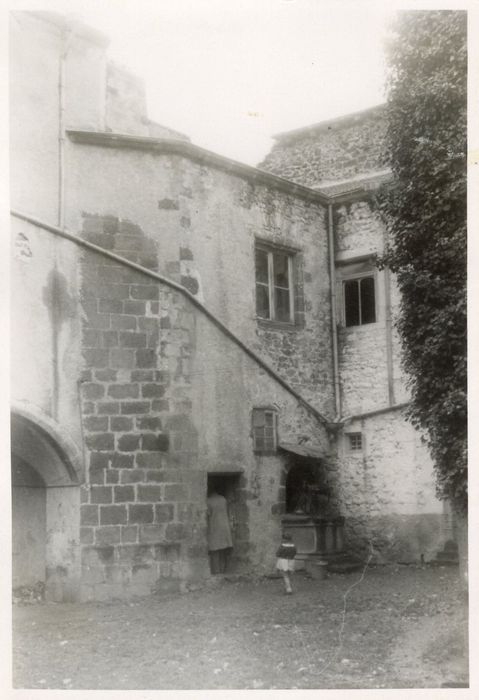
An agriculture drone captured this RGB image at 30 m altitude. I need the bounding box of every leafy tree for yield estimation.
[378,11,467,513]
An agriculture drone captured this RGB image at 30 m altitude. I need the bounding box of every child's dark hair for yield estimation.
[282,532,292,541]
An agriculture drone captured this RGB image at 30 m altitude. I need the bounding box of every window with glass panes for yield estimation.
[255,245,294,323]
[347,433,363,451]
[343,275,376,326]
[252,408,277,452]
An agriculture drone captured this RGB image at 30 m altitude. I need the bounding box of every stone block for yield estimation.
[82,383,105,400]
[141,383,165,398]
[111,314,137,331]
[95,526,121,545]
[121,525,139,543]
[111,453,134,470]
[164,484,188,501]
[97,401,120,415]
[165,523,187,541]
[119,332,147,348]
[128,504,154,524]
[130,285,159,301]
[136,349,157,368]
[110,416,134,432]
[136,416,162,431]
[83,313,111,330]
[110,348,136,369]
[90,486,113,504]
[81,505,99,526]
[114,485,135,503]
[131,370,155,382]
[138,317,158,332]
[120,400,150,415]
[123,300,146,315]
[100,504,128,525]
[95,283,130,300]
[136,453,162,469]
[146,470,168,482]
[118,434,141,452]
[155,504,174,522]
[83,349,109,368]
[139,525,165,543]
[108,383,140,399]
[95,369,117,382]
[120,469,145,484]
[84,416,109,432]
[89,464,105,485]
[99,299,123,313]
[101,331,119,348]
[151,399,169,412]
[85,433,115,451]
[141,433,162,451]
[105,469,120,484]
[137,484,163,502]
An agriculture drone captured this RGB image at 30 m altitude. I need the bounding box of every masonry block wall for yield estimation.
[77,212,333,596]
[68,143,335,417]
[259,105,387,187]
[79,214,207,599]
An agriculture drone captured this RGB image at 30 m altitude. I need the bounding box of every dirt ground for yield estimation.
[12,564,468,690]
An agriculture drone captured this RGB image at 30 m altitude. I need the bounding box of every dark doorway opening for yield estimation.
[285,462,316,514]
[207,472,243,574]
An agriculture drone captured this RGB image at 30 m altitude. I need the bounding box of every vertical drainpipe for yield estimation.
[384,266,395,406]
[327,203,341,420]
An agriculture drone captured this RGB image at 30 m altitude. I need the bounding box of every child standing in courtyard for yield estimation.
[276,532,297,594]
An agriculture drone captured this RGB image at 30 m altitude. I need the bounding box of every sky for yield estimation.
[7,0,399,165]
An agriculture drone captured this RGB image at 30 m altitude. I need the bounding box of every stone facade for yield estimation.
[10,12,447,601]
[260,106,444,561]
[259,105,388,188]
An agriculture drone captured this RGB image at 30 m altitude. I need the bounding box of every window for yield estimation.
[347,433,362,451]
[252,408,277,453]
[255,245,294,323]
[343,275,376,326]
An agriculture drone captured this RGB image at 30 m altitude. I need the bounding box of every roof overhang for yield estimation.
[279,442,325,459]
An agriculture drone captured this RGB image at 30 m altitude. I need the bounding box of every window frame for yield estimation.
[255,243,295,325]
[346,432,363,452]
[341,270,377,328]
[252,407,278,454]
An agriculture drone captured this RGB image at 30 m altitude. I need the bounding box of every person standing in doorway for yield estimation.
[207,484,233,574]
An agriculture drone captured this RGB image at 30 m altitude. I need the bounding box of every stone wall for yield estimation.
[335,410,444,562]
[259,106,387,188]
[77,212,332,597]
[67,143,335,416]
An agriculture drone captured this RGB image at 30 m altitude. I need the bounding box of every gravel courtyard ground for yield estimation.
[12,564,468,690]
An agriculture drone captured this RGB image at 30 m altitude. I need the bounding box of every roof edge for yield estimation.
[66,130,330,205]
[273,103,387,141]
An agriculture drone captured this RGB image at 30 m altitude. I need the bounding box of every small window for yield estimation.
[252,408,277,453]
[344,276,376,326]
[255,245,294,323]
[347,433,363,451]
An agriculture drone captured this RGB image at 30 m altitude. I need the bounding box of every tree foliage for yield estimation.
[378,11,467,511]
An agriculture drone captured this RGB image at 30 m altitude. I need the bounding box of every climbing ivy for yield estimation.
[377,11,467,512]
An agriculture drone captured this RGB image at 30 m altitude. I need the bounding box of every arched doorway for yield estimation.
[11,408,82,601]
[12,455,47,592]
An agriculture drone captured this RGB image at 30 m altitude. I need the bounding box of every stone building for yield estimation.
[260,107,448,560]
[10,12,447,602]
